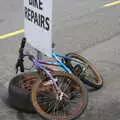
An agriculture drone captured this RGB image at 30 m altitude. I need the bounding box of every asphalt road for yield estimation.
[0,0,120,120]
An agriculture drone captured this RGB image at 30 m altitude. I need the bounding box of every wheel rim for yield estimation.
[32,73,85,120]
[66,55,102,85]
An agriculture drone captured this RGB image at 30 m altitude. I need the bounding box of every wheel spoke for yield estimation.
[62,78,71,92]
[46,100,56,113]
[32,72,87,120]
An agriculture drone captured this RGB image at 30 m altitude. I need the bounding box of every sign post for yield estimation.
[24,0,52,57]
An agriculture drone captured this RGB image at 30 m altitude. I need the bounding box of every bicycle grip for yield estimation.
[20,62,24,72]
[20,37,26,49]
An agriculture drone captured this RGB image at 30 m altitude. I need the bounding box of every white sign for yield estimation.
[24,0,52,57]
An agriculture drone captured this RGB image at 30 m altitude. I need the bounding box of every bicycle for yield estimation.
[16,39,103,89]
[50,51,103,89]
[15,37,88,120]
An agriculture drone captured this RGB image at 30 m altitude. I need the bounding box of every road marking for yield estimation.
[104,0,120,7]
[0,29,24,39]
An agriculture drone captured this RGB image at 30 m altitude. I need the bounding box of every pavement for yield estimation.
[0,0,120,120]
[1,32,120,120]
[79,34,120,120]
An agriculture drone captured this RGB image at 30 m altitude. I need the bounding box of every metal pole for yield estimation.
[35,49,43,59]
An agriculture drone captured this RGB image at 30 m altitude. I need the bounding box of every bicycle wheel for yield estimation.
[8,70,47,112]
[8,71,38,112]
[31,72,88,120]
[64,53,103,89]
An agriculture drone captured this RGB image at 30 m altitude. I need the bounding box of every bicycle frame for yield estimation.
[52,51,87,73]
[24,51,88,95]
[17,38,87,101]
[24,53,63,93]
[27,51,88,74]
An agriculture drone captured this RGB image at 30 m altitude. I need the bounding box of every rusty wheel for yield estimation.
[8,70,42,112]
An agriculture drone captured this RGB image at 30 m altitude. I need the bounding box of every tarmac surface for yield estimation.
[0,0,120,120]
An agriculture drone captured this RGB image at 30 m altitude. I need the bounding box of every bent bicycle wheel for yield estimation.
[8,70,46,112]
[64,53,103,89]
[31,72,88,120]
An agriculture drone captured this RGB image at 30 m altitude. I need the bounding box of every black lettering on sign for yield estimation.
[24,7,50,31]
[45,17,50,31]
[31,10,34,22]
[39,0,43,10]
[38,14,41,26]
[34,12,39,25]
[25,7,28,19]
[28,8,31,21]
[29,0,32,5]
[40,15,45,28]
[25,7,32,21]
[29,0,43,10]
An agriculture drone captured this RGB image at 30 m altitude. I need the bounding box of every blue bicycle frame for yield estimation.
[24,50,88,77]
[31,51,87,74]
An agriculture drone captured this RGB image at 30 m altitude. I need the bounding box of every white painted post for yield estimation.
[24,0,53,57]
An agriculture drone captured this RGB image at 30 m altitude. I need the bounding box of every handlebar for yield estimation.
[16,37,26,73]
[16,38,35,73]
[19,37,26,58]
[20,37,26,49]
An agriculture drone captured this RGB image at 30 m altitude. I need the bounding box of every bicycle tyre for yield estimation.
[31,72,88,120]
[8,71,40,113]
[64,53,103,89]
